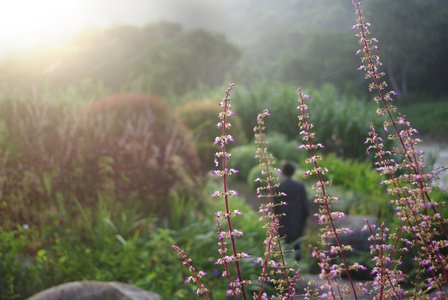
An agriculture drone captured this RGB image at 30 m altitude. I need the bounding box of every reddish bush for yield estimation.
[0,99,72,228]
[75,93,203,214]
[0,94,203,229]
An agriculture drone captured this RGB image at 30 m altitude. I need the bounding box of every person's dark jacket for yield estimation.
[273,179,309,243]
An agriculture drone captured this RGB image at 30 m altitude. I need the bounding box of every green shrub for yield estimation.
[226,144,259,182]
[0,224,190,299]
[319,153,383,193]
[306,84,390,160]
[400,100,448,138]
[0,179,269,300]
[176,99,247,172]
[234,83,390,160]
[247,165,268,191]
[260,132,303,163]
[233,83,294,141]
[0,227,39,299]
[303,153,389,216]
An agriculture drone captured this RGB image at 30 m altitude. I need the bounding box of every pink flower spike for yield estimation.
[233,210,244,215]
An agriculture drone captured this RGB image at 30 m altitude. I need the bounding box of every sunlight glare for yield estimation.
[0,0,84,51]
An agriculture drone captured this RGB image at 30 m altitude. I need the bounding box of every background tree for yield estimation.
[367,0,448,99]
[276,31,362,94]
[0,22,240,98]
[129,28,240,97]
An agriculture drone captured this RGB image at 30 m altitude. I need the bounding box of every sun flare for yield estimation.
[0,0,85,51]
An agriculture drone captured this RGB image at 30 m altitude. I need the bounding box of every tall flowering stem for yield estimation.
[362,221,405,299]
[212,83,250,299]
[309,246,338,299]
[353,0,448,294]
[172,245,210,299]
[253,109,300,299]
[214,218,241,298]
[297,88,360,300]
[366,123,447,296]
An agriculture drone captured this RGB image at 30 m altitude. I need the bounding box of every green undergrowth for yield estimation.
[400,100,448,138]
[0,180,271,300]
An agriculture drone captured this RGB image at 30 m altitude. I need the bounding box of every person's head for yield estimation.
[282,162,295,178]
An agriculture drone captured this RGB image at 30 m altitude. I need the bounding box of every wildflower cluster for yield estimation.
[353,0,448,297]
[252,108,301,299]
[173,85,304,300]
[172,1,448,299]
[297,87,364,299]
[212,83,252,298]
[172,83,251,299]
[172,245,210,298]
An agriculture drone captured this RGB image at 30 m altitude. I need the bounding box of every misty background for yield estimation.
[1,0,447,102]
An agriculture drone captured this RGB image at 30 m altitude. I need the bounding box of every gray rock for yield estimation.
[27,281,162,300]
[331,215,377,253]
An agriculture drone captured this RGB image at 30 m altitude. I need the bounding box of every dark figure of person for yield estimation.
[274,162,309,260]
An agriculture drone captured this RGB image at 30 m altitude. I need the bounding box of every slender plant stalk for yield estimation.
[217,83,248,299]
[253,109,299,299]
[297,88,359,300]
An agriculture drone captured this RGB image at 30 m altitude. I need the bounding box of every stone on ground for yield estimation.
[27,281,162,300]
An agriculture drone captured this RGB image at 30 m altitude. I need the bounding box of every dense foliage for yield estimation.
[176,99,247,172]
[233,83,390,160]
[367,0,448,98]
[79,93,203,213]
[0,182,268,300]
[0,94,203,231]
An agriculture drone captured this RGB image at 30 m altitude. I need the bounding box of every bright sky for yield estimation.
[0,0,232,61]
[0,0,166,54]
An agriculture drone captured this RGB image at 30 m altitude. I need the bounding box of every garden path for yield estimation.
[419,138,448,188]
